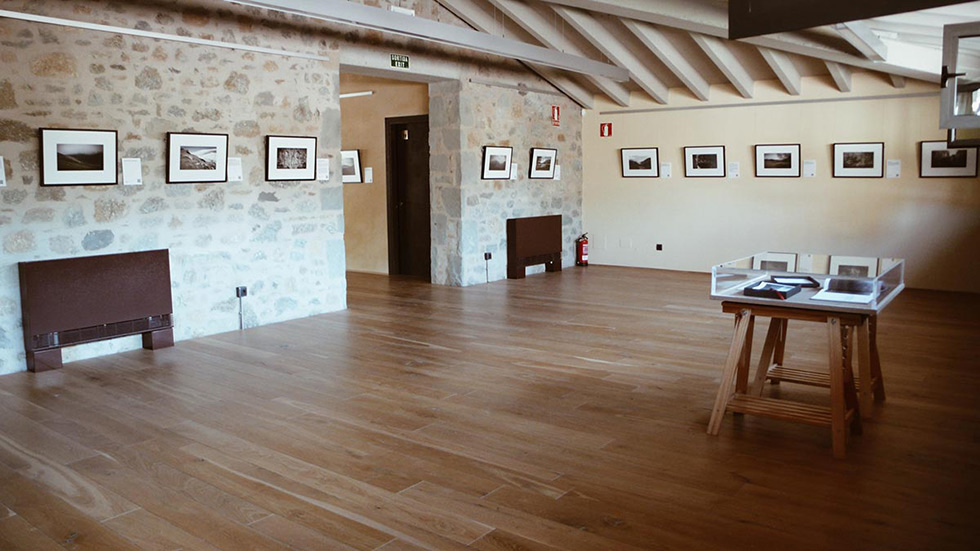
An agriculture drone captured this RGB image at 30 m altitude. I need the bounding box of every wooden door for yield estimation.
[385,115,431,281]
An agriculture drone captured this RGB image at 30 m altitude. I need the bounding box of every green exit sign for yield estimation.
[390,54,410,69]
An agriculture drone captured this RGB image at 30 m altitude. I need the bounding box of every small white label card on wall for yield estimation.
[364,167,374,183]
[803,160,817,178]
[886,159,901,178]
[0,156,6,187]
[121,158,143,185]
[227,157,244,182]
[728,161,740,178]
[661,162,671,178]
[510,162,518,180]
[554,165,561,181]
[316,158,330,181]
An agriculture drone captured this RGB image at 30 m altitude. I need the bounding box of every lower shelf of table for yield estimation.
[767,365,876,392]
[726,394,854,427]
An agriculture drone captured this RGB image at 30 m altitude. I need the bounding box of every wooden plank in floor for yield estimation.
[0,514,67,551]
[70,454,294,551]
[169,422,492,549]
[0,462,138,550]
[101,508,224,551]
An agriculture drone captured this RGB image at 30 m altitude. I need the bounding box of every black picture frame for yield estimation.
[620,147,659,178]
[754,143,801,178]
[832,142,884,178]
[39,128,118,186]
[341,149,362,183]
[683,145,726,177]
[482,146,513,180]
[919,140,979,178]
[266,135,317,182]
[528,148,558,179]
[167,132,229,184]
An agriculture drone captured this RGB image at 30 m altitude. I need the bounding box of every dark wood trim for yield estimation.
[385,114,429,276]
[729,0,973,39]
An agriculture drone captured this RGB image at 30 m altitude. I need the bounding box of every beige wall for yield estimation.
[583,73,980,292]
[340,73,429,274]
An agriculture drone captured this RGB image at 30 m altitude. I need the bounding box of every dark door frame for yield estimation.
[384,114,430,276]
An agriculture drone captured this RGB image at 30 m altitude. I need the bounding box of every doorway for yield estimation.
[385,115,430,281]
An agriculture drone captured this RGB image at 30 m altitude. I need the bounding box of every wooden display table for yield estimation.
[708,253,903,458]
[707,301,886,458]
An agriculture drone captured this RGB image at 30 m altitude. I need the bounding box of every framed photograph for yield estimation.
[528,148,557,179]
[341,150,362,183]
[754,144,801,178]
[829,256,878,278]
[752,252,798,272]
[833,142,884,178]
[39,128,117,186]
[167,132,228,184]
[266,135,317,181]
[919,140,978,178]
[684,146,725,177]
[482,146,513,180]
[621,148,659,178]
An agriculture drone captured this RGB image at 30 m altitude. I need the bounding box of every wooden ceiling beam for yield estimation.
[744,31,940,82]
[623,20,712,101]
[553,7,670,104]
[690,33,754,98]
[537,0,728,37]
[825,61,853,92]
[486,0,632,106]
[833,21,888,61]
[436,0,595,108]
[758,47,802,95]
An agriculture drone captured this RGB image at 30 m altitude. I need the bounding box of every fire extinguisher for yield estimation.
[576,233,589,266]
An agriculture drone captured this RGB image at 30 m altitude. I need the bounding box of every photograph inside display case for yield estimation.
[710,251,905,312]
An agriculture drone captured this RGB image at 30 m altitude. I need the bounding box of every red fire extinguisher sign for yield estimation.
[551,105,560,127]
[599,122,612,137]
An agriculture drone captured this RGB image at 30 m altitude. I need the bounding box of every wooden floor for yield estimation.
[1,266,978,551]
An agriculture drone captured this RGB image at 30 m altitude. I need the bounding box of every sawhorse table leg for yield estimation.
[708,309,753,435]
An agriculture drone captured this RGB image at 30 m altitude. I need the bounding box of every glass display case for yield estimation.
[710,252,905,313]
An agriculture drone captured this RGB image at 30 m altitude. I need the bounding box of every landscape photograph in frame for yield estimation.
[40,128,118,186]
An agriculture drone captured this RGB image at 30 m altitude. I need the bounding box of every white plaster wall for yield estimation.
[583,74,980,292]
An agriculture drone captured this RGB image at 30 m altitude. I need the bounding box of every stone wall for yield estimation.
[0,1,345,375]
[428,80,464,286]
[0,0,587,374]
[454,81,584,286]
